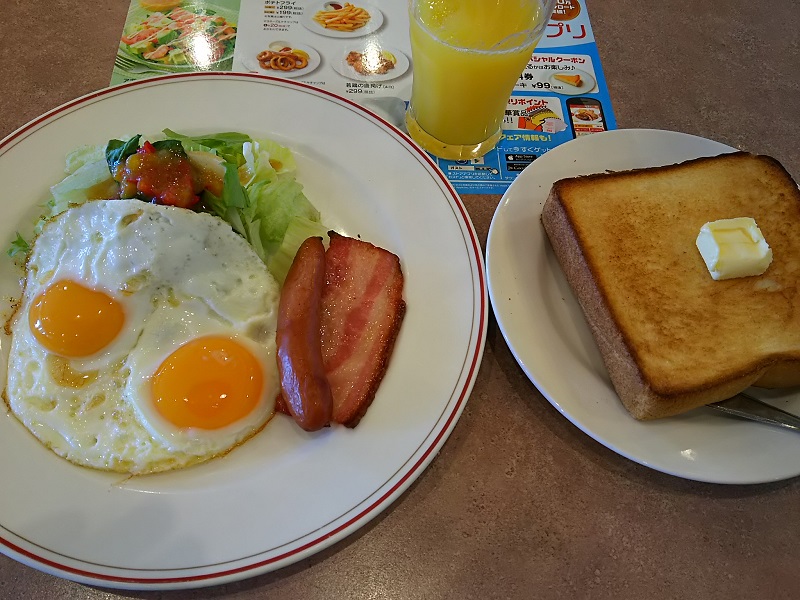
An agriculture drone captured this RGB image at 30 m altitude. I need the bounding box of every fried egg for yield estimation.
[5,199,280,474]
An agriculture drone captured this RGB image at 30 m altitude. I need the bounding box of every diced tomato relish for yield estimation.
[116,141,201,208]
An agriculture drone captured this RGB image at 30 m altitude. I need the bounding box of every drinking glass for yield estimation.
[405,0,557,160]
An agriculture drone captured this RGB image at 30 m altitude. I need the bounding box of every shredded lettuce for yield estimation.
[268,216,330,284]
[161,129,251,166]
[50,160,113,207]
[10,157,118,254]
[255,137,297,173]
[8,130,324,280]
[250,172,319,259]
[165,129,323,274]
[65,144,106,174]
[7,233,30,258]
[202,162,249,236]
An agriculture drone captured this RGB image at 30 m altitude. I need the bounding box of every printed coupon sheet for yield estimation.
[112,0,615,194]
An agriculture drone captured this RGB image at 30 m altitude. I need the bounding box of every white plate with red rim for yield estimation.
[486,128,800,485]
[301,1,384,38]
[0,73,487,589]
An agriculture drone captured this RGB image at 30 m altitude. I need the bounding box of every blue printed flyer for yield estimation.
[112,0,615,195]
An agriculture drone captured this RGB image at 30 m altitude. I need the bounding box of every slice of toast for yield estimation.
[541,152,800,420]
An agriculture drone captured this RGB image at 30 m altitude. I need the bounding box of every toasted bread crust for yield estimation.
[542,152,800,419]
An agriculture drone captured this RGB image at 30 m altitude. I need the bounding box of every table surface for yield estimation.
[1,1,798,598]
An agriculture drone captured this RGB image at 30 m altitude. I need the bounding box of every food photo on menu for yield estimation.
[115,0,239,71]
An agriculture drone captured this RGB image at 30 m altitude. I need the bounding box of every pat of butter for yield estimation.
[695,217,772,280]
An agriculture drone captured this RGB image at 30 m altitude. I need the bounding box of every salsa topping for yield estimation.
[114,140,201,208]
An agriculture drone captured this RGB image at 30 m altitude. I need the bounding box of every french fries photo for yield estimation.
[313,3,371,32]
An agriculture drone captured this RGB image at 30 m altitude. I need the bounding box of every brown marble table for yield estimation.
[1,1,798,598]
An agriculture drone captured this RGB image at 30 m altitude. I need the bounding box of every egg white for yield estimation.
[5,199,280,474]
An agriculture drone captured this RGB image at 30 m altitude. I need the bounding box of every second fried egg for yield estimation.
[5,199,280,474]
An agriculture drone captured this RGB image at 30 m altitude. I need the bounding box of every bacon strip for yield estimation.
[320,232,406,427]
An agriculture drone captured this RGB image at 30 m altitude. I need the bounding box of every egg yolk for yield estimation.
[29,280,125,357]
[151,336,264,430]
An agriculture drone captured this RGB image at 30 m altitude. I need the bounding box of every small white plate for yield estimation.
[486,128,800,485]
[548,68,596,95]
[241,43,321,79]
[301,1,384,38]
[332,45,409,82]
[0,73,487,589]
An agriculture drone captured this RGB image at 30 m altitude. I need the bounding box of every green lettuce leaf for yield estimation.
[65,144,106,174]
[6,233,30,258]
[190,133,322,273]
[162,129,251,166]
[50,159,114,208]
[268,217,330,284]
[8,130,324,274]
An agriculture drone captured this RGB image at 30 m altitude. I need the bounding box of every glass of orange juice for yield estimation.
[405,0,557,160]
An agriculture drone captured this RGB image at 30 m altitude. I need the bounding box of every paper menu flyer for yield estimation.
[235,1,412,107]
[112,0,615,195]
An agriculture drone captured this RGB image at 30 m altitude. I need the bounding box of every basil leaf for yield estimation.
[106,134,141,176]
[151,139,187,156]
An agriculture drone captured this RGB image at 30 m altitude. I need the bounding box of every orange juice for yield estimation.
[406,0,552,160]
